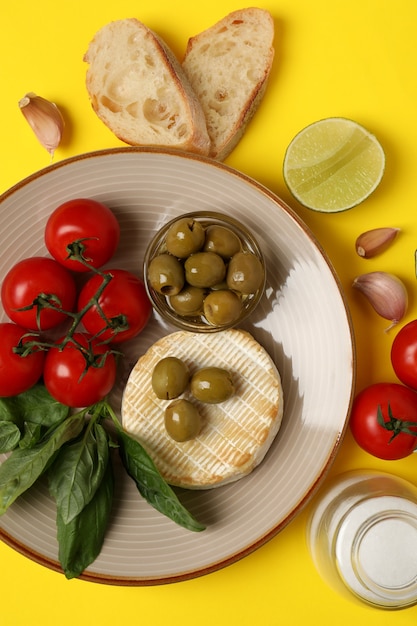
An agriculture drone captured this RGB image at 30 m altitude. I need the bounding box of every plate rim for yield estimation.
[0,146,357,585]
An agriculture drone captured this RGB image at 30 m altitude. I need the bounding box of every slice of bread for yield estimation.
[121,329,283,489]
[83,19,211,155]
[182,9,275,161]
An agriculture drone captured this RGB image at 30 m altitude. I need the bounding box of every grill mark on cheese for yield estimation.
[121,329,283,488]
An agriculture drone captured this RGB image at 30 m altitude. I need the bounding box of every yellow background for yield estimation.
[1,0,417,623]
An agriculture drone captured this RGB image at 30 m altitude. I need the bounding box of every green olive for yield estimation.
[203,225,241,258]
[209,280,228,291]
[168,285,206,316]
[203,290,242,326]
[165,218,205,258]
[226,251,265,294]
[147,253,185,295]
[184,252,226,288]
[151,357,190,399]
[190,367,234,403]
[164,399,202,442]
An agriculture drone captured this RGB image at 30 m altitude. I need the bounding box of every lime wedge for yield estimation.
[283,117,385,212]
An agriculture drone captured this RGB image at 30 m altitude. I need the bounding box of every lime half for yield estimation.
[283,117,385,212]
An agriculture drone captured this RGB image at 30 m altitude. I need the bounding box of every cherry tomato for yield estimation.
[44,198,120,272]
[391,320,417,390]
[43,332,116,407]
[350,382,417,460]
[77,269,152,343]
[0,323,45,397]
[1,257,77,330]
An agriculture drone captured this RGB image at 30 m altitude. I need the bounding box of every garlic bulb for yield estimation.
[355,227,400,258]
[352,271,408,331]
[18,92,64,156]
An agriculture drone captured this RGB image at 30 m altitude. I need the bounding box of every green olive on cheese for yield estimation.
[152,356,190,399]
[164,399,202,442]
[190,367,234,403]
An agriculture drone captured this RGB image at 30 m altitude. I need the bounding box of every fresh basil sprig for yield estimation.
[57,439,114,580]
[118,429,205,532]
[49,419,109,525]
[101,402,205,533]
[0,385,71,453]
[0,410,85,514]
[8,384,70,428]
[0,386,205,579]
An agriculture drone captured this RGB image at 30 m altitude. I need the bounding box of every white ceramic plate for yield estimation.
[0,148,355,585]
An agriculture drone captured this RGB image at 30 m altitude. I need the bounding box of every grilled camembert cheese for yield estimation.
[121,329,283,489]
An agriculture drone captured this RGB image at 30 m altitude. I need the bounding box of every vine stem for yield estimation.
[97,401,122,432]
[14,240,125,368]
[60,269,113,349]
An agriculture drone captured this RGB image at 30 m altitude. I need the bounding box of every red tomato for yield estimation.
[43,332,116,407]
[391,320,417,390]
[350,382,417,460]
[1,257,76,330]
[77,269,152,343]
[44,198,120,272]
[0,323,45,397]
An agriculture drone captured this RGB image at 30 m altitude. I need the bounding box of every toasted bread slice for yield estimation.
[84,19,211,155]
[121,329,283,489]
[182,8,275,160]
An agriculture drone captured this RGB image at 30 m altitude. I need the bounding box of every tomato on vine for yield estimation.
[44,198,120,272]
[77,269,152,343]
[43,332,117,407]
[1,257,77,331]
[0,323,45,397]
[350,382,417,460]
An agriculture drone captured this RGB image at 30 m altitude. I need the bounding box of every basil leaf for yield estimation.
[118,431,205,532]
[49,422,109,524]
[0,398,21,425]
[57,454,114,579]
[19,422,43,449]
[0,411,85,515]
[0,421,21,453]
[14,385,70,428]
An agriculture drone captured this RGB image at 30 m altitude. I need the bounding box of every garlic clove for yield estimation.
[18,92,64,156]
[352,271,408,331]
[355,227,400,258]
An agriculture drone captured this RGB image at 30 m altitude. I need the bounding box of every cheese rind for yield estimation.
[121,329,283,489]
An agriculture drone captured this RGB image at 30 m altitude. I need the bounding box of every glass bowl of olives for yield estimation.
[143,211,266,332]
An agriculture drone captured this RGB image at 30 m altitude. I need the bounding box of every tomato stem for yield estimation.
[13,336,55,356]
[377,404,417,442]
[65,238,99,268]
